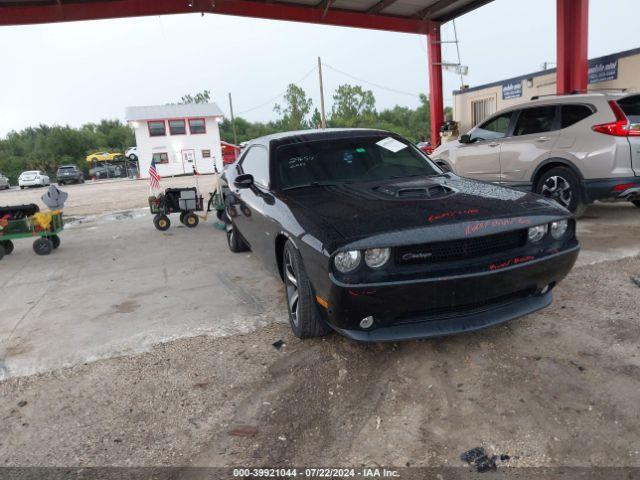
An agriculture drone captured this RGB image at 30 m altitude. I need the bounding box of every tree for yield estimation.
[274,84,313,131]
[180,90,211,104]
[330,84,376,126]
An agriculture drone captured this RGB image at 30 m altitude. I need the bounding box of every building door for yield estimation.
[182,149,196,174]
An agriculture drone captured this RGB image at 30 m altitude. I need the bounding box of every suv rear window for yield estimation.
[561,104,593,128]
[514,106,557,136]
[617,95,640,127]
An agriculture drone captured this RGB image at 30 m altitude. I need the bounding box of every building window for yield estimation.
[202,149,211,158]
[168,119,186,135]
[471,97,495,127]
[148,120,166,137]
[152,152,169,164]
[189,118,206,134]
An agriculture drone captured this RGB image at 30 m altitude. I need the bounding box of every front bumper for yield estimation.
[322,246,579,342]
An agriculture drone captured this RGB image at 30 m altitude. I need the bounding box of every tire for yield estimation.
[153,214,171,231]
[184,212,199,228]
[20,186,24,190]
[282,240,331,339]
[535,167,585,216]
[437,161,452,173]
[179,212,186,225]
[129,154,137,161]
[33,237,53,256]
[632,200,640,208]
[2,240,14,254]
[0,246,3,261]
[225,218,249,252]
[50,235,61,249]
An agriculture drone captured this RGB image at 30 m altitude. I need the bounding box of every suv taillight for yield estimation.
[592,100,640,137]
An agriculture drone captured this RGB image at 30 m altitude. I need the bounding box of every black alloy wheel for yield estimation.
[282,240,331,339]
[225,216,248,252]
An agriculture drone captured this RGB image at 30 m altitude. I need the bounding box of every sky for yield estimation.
[0,0,638,137]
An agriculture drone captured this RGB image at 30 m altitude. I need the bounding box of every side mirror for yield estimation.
[459,134,472,144]
[234,173,254,189]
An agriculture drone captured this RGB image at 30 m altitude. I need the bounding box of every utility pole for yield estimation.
[317,57,327,129]
[228,92,238,146]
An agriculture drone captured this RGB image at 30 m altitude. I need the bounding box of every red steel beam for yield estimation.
[427,21,444,147]
[0,0,431,33]
[556,0,588,94]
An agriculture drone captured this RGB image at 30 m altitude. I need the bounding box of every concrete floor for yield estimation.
[1,180,639,469]
[0,186,638,380]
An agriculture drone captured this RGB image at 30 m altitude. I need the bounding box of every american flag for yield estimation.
[149,159,161,190]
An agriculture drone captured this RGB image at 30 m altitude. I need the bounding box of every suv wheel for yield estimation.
[282,240,331,339]
[536,167,585,216]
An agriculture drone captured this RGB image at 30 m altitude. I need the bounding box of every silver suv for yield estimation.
[432,92,640,214]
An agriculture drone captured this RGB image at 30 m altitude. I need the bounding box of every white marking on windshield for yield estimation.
[376,137,408,153]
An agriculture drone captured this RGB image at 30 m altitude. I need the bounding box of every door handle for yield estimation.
[535,136,550,142]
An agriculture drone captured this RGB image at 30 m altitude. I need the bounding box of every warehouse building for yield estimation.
[453,47,640,134]
[125,103,224,178]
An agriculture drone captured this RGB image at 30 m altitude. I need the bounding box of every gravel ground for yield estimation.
[1,255,639,470]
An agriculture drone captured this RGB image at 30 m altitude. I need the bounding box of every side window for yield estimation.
[514,106,557,136]
[561,104,593,129]
[472,113,512,141]
[240,146,269,187]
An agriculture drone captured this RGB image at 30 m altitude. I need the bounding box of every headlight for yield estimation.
[528,224,548,242]
[550,219,569,239]
[364,248,391,269]
[334,250,361,273]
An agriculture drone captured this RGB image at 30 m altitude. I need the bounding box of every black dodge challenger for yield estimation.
[221,129,579,342]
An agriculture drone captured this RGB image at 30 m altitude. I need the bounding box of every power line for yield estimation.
[235,66,318,116]
[323,62,421,99]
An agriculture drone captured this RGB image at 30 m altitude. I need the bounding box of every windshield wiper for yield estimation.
[281,181,338,191]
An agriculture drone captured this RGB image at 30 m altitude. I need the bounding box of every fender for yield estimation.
[531,157,585,185]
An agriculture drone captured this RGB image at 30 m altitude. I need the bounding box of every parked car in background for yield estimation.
[86,151,124,163]
[18,170,50,189]
[431,92,640,214]
[0,172,10,190]
[89,164,125,179]
[222,128,579,341]
[416,141,434,155]
[125,147,138,161]
[56,165,85,185]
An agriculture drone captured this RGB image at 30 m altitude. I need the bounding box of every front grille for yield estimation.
[395,229,527,266]
[395,288,535,324]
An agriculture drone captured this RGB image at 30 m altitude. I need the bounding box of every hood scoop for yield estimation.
[374,183,453,199]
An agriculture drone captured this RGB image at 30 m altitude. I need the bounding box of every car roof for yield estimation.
[248,128,395,146]
[58,165,77,168]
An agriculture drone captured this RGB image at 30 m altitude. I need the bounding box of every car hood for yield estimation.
[279,174,569,249]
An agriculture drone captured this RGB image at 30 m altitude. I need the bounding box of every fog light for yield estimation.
[359,316,374,329]
[540,284,551,295]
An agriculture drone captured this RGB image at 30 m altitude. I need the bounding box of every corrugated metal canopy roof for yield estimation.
[0,0,494,31]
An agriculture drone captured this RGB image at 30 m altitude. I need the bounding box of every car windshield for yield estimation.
[275,135,441,190]
[58,167,75,171]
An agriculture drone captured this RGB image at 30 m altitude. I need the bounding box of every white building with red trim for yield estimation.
[125,103,224,179]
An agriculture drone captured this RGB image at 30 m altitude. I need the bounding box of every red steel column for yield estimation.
[427,22,444,147]
[556,0,589,94]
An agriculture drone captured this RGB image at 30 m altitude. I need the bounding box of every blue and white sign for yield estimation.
[589,58,618,84]
[502,81,523,100]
